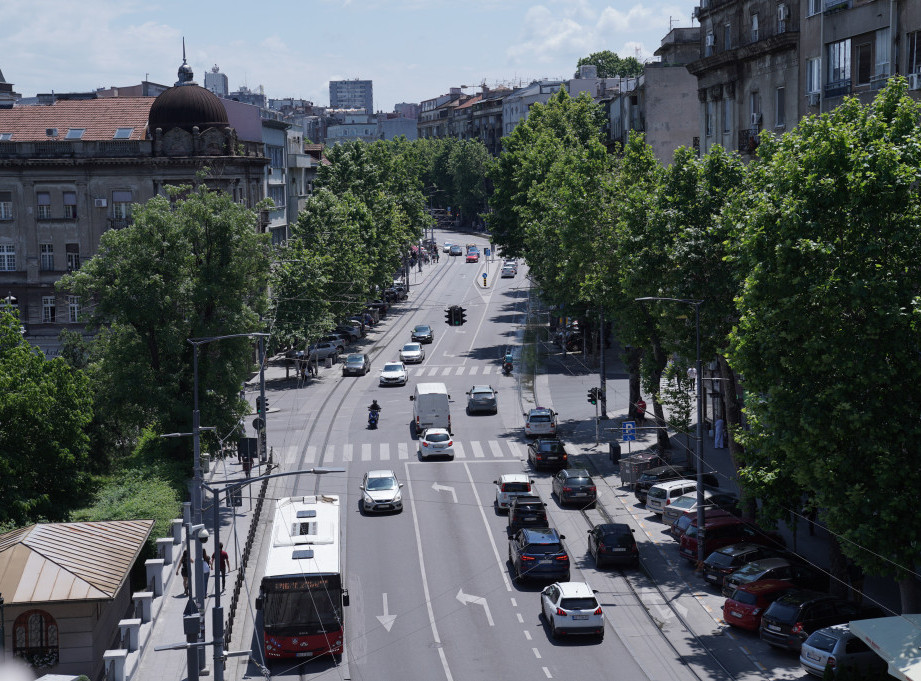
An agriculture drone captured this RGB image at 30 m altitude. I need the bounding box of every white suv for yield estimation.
[540,581,604,640]
[646,479,698,516]
[493,473,535,512]
[523,408,557,438]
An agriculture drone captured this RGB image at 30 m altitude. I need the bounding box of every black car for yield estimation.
[411,324,434,343]
[507,495,548,533]
[588,523,639,568]
[508,528,570,583]
[721,556,830,598]
[634,465,720,504]
[701,542,787,587]
[367,301,388,318]
[342,353,372,376]
[552,468,596,507]
[759,590,884,651]
[527,438,568,470]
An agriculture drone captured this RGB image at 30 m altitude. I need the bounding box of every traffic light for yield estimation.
[446,307,454,325]
[459,307,467,325]
[256,396,264,413]
[587,388,598,405]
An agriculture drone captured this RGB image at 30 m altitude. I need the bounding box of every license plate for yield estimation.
[295,652,314,658]
[540,559,553,565]
[705,573,717,582]
[572,615,589,620]
[524,516,536,521]
[730,610,742,618]
[573,493,586,497]
[612,548,627,552]
[766,624,780,632]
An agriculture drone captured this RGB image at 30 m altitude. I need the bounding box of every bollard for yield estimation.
[144,559,165,597]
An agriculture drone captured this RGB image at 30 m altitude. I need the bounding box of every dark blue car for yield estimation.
[508,528,570,583]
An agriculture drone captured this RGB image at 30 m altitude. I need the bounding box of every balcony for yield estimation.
[824,78,851,99]
[824,0,850,13]
[738,128,760,155]
[107,217,133,230]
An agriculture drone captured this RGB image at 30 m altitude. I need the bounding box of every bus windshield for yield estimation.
[263,578,343,633]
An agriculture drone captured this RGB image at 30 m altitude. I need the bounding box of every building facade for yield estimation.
[329,79,373,113]
[204,64,229,96]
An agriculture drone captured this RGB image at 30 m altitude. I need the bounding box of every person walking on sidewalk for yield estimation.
[176,548,190,596]
[635,398,647,427]
[214,542,230,592]
[201,547,213,597]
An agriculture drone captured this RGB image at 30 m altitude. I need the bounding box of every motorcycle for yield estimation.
[368,409,380,429]
[502,361,513,376]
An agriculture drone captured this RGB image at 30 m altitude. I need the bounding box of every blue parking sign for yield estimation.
[484,248,491,257]
[622,420,636,441]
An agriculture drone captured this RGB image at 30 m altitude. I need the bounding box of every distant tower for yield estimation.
[205,64,229,97]
[0,68,21,109]
[329,79,373,113]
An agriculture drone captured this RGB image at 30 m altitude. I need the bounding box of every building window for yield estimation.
[807,57,822,93]
[67,295,80,323]
[0,133,11,141]
[65,128,85,140]
[705,100,714,137]
[267,145,284,168]
[40,243,54,271]
[36,192,51,220]
[909,31,921,74]
[808,0,821,15]
[66,243,80,271]
[875,28,890,77]
[751,14,759,42]
[113,127,134,139]
[112,190,132,219]
[63,191,77,219]
[0,190,11,220]
[775,87,786,128]
[706,31,715,57]
[724,23,732,50]
[777,4,788,33]
[268,185,286,208]
[856,43,872,85]
[722,98,731,133]
[828,39,852,85]
[0,243,14,271]
[42,296,56,324]
[13,610,59,668]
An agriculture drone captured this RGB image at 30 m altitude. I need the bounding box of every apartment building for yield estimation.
[418,89,471,139]
[329,79,374,114]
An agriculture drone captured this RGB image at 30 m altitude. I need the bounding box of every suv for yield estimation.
[307,342,340,363]
[760,590,883,651]
[722,557,829,598]
[527,438,567,470]
[679,516,785,563]
[507,495,548,533]
[552,469,597,507]
[646,479,699,516]
[494,473,535,512]
[540,582,604,640]
[523,408,558,438]
[588,523,639,568]
[702,542,786,587]
[321,334,348,352]
[634,465,720,504]
[508,527,570,583]
[800,624,888,678]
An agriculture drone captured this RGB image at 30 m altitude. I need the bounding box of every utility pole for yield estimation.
[599,306,608,419]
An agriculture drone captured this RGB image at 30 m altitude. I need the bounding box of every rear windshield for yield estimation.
[649,487,667,499]
[524,543,563,555]
[561,597,598,610]
[765,600,800,622]
[675,516,693,533]
[502,482,531,493]
[537,441,562,452]
[427,433,450,442]
[805,631,838,653]
[733,563,766,578]
[604,533,634,547]
[670,496,697,510]
[708,552,737,568]
[529,415,551,423]
[730,590,758,606]
[567,477,590,486]
[515,505,545,515]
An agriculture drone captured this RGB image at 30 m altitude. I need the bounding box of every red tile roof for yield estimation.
[0,98,154,141]
[454,94,482,111]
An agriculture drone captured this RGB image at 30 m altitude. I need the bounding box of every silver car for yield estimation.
[466,385,498,414]
[800,624,887,678]
[400,342,425,364]
[360,470,404,513]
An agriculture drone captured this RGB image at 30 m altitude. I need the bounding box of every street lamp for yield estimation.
[636,296,706,567]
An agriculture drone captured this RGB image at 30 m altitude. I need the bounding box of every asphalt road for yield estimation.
[229,230,808,681]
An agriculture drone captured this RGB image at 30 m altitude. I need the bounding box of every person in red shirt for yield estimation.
[213,542,231,592]
[635,398,647,426]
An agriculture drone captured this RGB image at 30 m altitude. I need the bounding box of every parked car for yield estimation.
[760,590,883,651]
[418,428,454,460]
[722,557,829,597]
[342,353,371,376]
[321,334,348,352]
[661,491,740,527]
[672,507,737,542]
[507,495,548,533]
[411,324,434,343]
[443,242,454,253]
[702,542,787,587]
[634,465,720,504]
[307,342,340,363]
[587,523,639,568]
[722,579,795,631]
[646,479,699,516]
[540,582,604,640]
[348,317,368,335]
[552,468,597,507]
[367,300,388,318]
[494,473,535,512]
[335,324,361,342]
[523,407,557,438]
[466,385,498,414]
[359,469,403,513]
[799,624,888,678]
[508,527,570,582]
[679,515,785,563]
[400,342,425,364]
[379,362,408,386]
[527,438,567,470]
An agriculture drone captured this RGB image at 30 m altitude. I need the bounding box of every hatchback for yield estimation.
[418,428,454,460]
[400,343,425,364]
[540,582,604,640]
[411,324,434,343]
[679,516,785,563]
[722,579,794,631]
[702,542,786,587]
[449,244,463,256]
[588,523,639,568]
[634,465,720,504]
[646,479,698,515]
[508,528,570,582]
[672,507,736,542]
[527,438,568,470]
[466,251,480,263]
[494,473,535,512]
[662,491,740,527]
[552,469,597,507]
[760,590,882,651]
[466,385,498,414]
[722,557,829,598]
[360,470,403,513]
[523,408,557,438]
[507,495,548,533]
[799,624,888,678]
[342,353,371,376]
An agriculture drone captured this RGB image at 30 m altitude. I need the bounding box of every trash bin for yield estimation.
[201,453,211,473]
[609,441,621,462]
[325,357,333,369]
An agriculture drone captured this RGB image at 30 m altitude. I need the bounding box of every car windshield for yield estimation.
[346,355,364,364]
[367,477,397,491]
[708,551,738,568]
[403,344,421,352]
[383,363,403,372]
[730,590,758,606]
[426,433,450,443]
[415,326,430,333]
[560,597,598,610]
[603,532,634,547]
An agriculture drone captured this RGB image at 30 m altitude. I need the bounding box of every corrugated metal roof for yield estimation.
[0,520,154,604]
[0,98,154,141]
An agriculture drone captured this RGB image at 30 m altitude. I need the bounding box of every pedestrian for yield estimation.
[847,560,865,606]
[201,547,213,597]
[213,542,230,592]
[418,259,423,272]
[635,398,646,426]
[714,419,726,449]
[176,548,190,596]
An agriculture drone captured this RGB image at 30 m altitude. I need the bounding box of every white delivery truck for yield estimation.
[410,382,451,434]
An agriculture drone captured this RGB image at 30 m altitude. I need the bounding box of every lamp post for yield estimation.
[636,297,705,566]
[0,593,5,660]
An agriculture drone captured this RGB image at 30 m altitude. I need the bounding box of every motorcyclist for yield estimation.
[503,353,514,373]
[368,400,382,413]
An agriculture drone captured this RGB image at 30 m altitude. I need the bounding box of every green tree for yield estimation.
[0,307,94,524]
[729,79,921,612]
[58,185,271,455]
[577,51,643,78]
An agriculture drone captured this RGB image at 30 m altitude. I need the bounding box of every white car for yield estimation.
[493,473,535,513]
[419,428,454,460]
[400,342,425,364]
[540,581,604,640]
[443,242,454,253]
[523,408,557,438]
[379,361,408,386]
[646,479,698,516]
[501,266,516,278]
[360,469,403,513]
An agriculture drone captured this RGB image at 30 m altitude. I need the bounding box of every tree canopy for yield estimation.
[577,51,643,78]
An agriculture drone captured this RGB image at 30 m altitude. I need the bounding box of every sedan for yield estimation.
[552,468,597,507]
[400,342,425,364]
[443,242,454,253]
[466,251,480,263]
[419,428,454,460]
[449,244,463,256]
[379,362,408,386]
[540,582,604,641]
[466,385,498,414]
[588,523,639,568]
[342,353,371,376]
[360,470,403,513]
[527,438,568,471]
[411,324,434,343]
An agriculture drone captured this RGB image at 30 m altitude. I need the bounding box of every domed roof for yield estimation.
[149,84,228,134]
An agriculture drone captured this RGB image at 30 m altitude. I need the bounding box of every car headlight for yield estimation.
[393,491,403,504]
[363,493,373,505]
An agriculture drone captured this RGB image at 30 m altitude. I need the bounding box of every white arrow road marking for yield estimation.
[431,482,457,503]
[376,592,397,632]
[456,589,494,626]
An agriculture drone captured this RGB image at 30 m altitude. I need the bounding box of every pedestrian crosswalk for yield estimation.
[299,439,527,463]
[399,364,502,377]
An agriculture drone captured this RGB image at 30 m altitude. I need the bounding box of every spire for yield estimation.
[175,37,196,86]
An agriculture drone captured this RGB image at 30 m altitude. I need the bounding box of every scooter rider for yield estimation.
[503,352,514,373]
[368,399,382,413]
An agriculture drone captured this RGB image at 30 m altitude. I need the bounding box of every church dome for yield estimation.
[149,83,228,133]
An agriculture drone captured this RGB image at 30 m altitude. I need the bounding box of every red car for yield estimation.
[466,251,479,263]
[679,515,785,563]
[722,579,794,631]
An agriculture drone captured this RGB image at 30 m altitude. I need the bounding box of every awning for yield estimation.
[850,614,921,681]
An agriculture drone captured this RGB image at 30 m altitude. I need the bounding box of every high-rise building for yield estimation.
[329,79,373,113]
[204,64,228,96]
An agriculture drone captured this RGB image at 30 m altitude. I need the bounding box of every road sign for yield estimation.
[484,248,490,257]
[482,273,487,279]
[622,421,637,441]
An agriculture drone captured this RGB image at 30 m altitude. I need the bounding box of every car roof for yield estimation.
[470,385,493,391]
[511,495,543,505]
[499,473,530,483]
[742,557,792,571]
[529,408,552,415]
[735,579,794,595]
[717,542,764,556]
[652,479,698,490]
[596,523,632,534]
[367,469,396,478]
[414,324,430,329]
[807,624,851,641]
[521,527,560,542]
[423,428,450,436]
[556,581,594,598]
[382,362,405,369]
[775,588,832,605]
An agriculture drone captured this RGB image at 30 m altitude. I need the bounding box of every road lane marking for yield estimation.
[453,442,466,459]
[489,441,503,458]
[483,365,493,374]
[441,367,452,376]
[376,593,397,632]
[381,443,390,461]
[432,483,458,504]
[507,442,525,460]
[343,444,353,464]
[305,445,317,463]
[542,666,552,678]
[456,589,494,626]
[471,441,485,458]
[463,462,512,591]
[455,367,464,375]
[398,442,409,460]
[361,444,371,461]
[532,648,541,659]
[327,444,338,462]
[516,613,524,623]
[510,598,517,607]
[524,630,532,640]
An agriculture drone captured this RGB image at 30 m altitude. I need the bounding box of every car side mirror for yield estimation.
[530,479,535,484]
[587,529,592,534]
[255,596,263,611]
[465,392,470,395]
[522,412,527,417]
[493,480,498,485]
[631,529,636,533]
[359,485,365,490]
[399,483,404,488]
[342,589,350,607]
[560,535,566,540]
[409,396,415,401]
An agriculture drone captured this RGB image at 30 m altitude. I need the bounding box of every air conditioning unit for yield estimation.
[808,92,820,106]
[909,73,921,91]
[94,198,107,208]
[46,128,58,137]
[751,112,762,126]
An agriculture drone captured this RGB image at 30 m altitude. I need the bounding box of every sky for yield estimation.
[2,0,699,112]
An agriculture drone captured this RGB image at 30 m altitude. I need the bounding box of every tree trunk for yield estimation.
[627,346,643,420]
[899,577,921,614]
[716,354,744,472]
[648,338,670,456]
[828,536,849,599]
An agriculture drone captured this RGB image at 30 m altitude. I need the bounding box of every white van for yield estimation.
[410,382,451,434]
[646,479,698,515]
